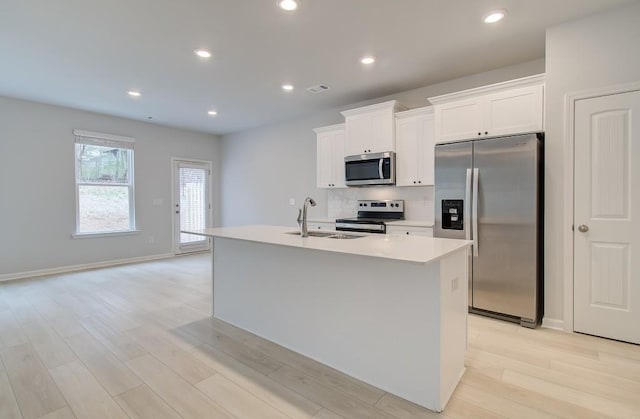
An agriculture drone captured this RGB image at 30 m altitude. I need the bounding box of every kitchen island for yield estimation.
[185,225,472,412]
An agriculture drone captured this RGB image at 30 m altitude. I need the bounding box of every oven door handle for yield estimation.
[336,222,385,232]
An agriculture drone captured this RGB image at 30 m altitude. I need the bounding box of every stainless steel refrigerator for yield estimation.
[434,133,543,327]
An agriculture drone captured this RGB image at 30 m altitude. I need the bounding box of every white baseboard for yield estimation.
[0,253,174,282]
[541,317,565,331]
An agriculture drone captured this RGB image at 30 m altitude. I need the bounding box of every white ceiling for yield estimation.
[0,0,634,135]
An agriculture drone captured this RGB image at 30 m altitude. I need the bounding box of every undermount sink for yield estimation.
[286,231,364,239]
[286,231,334,237]
[326,233,364,239]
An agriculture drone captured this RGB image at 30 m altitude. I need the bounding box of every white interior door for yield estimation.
[173,160,211,254]
[574,90,640,344]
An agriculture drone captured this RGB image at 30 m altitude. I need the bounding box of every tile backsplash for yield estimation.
[327,186,434,222]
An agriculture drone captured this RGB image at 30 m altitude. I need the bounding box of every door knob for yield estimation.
[578,224,589,233]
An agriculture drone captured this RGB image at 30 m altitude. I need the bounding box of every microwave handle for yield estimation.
[378,159,383,179]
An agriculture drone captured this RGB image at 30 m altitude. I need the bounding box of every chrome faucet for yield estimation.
[300,197,317,237]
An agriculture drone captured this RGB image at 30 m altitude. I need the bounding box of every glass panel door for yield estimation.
[174,160,211,254]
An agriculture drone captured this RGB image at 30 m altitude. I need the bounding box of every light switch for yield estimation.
[289,198,296,206]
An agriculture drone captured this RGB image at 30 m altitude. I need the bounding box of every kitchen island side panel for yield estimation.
[438,247,469,409]
[213,236,467,410]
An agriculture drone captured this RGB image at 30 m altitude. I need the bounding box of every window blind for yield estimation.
[73,129,134,149]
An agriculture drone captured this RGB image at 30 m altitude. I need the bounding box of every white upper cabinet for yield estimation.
[395,107,435,187]
[314,124,346,189]
[429,74,545,144]
[431,97,483,143]
[341,100,407,156]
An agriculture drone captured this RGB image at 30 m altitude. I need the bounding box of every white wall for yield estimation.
[0,96,220,277]
[544,1,640,325]
[220,59,545,228]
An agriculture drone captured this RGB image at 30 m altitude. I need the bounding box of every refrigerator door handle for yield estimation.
[465,169,472,241]
[472,168,479,257]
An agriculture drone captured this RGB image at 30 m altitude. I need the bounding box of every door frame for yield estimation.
[562,81,640,332]
[171,157,213,256]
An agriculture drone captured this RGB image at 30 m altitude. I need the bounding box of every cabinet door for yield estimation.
[369,109,395,153]
[332,130,346,188]
[316,132,335,188]
[308,222,335,231]
[484,85,544,137]
[345,110,395,155]
[417,113,435,185]
[434,98,483,143]
[395,117,419,186]
[345,113,373,155]
[396,112,435,186]
[387,226,433,237]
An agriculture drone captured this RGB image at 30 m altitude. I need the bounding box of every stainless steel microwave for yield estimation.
[344,151,395,186]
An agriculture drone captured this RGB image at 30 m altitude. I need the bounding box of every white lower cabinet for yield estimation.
[387,226,433,237]
[307,221,335,231]
[314,124,345,189]
[395,107,435,187]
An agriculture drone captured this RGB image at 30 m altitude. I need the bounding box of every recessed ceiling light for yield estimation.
[282,84,294,91]
[484,10,506,24]
[194,49,212,58]
[207,110,218,116]
[127,90,141,97]
[278,0,298,11]
[360,56,376,65]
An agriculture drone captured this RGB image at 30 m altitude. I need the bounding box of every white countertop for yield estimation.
[185,225,470,264]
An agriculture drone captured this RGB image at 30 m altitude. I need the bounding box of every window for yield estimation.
[74,129,135,235]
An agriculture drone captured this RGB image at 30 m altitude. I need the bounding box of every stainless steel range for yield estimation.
[335,200,404,234]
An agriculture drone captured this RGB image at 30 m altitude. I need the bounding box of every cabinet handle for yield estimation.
[485,131,488,135]
[418,180,421,184]
[406,231,410,235]
[413,181,416,184]
[478,132,482,136]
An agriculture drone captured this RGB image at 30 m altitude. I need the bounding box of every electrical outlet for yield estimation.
[451,277,459,291]
[289,198,296,206]
[148,235,155,244]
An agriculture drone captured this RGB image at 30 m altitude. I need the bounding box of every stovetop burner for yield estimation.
[335,200,405,234]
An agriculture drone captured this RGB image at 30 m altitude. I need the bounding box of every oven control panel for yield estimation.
[357,200,404,212]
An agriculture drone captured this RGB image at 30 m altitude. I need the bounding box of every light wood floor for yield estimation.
[1,254,639,419]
